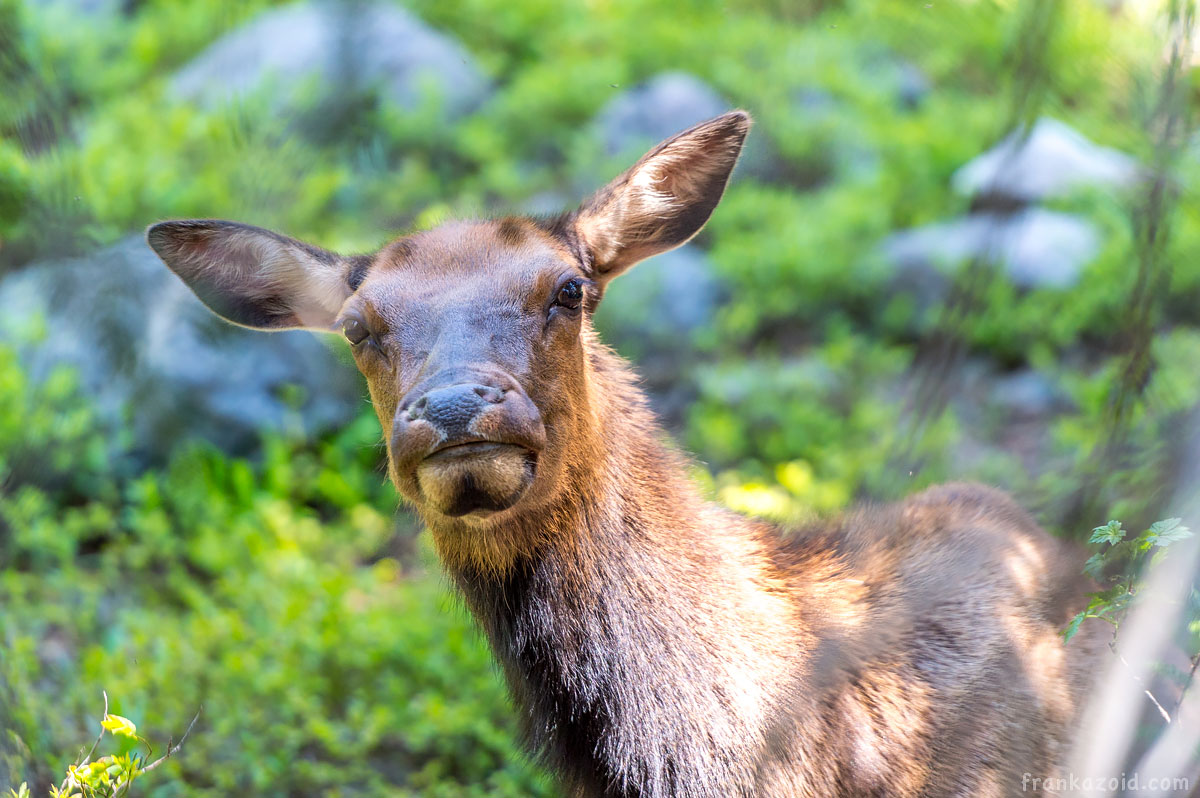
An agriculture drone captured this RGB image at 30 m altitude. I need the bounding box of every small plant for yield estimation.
[1062,517,1194,643]
[7,695,198,798]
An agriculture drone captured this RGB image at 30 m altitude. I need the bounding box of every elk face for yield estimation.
[342,220,589,524]
[147,111,749,570]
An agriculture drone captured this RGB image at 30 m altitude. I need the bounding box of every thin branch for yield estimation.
[1144,689,1172,725]
[58,691,111,795]
[82,691,110,766]
[139,707,201,774]
[1173,650,1200,719]
[1113,645,1172,724]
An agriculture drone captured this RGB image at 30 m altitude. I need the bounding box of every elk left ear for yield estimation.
[573,110,750,280]
[147,219,361,331]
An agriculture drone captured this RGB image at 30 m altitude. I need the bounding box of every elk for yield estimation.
[147,111,1103,797]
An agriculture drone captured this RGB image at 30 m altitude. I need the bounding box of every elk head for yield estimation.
[147,111,750,572]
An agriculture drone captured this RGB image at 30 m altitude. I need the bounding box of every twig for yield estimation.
[139,707,202,774]
[1145,689,1172,725]
[82,691,110,766]
[58,691,111,794]
[1113,644,1172,724]
[1173,650,1200,719]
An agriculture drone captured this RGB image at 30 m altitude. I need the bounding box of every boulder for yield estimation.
[953,117,1139,203]
[171,1,488,119]
[892,60,931,110]
[884,208,1101,292]
[592,245,724,427]
[0,236,362,459]
[595,72,730,158]
[990,369,1071,418]
[593,72,775,179]
[858,49,931,110]
[26,0,119,17]
[784,85,879,185]
[593,245,723,362]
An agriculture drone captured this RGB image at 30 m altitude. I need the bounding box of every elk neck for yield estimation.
[445,344,818,796]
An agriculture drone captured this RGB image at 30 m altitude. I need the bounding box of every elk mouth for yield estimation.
[425,440,533,461]
[416,440,539,518]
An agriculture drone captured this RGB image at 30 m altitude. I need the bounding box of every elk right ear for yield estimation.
[147,220,363,331]
[573,110,750,280]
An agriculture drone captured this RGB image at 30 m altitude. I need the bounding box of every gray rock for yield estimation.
[596,72,729,157]
[593,245,722,362]
[785,84,879,184]
[893,61,931,110]
[884,208,1101,291]
[594,72,775,179]
[859,50,931,110]
[171,1,488,119]
[28,0,119,17]
[953,117,1139,202]
[0,236,362,459]
[990,369,1070,418]
[588,245,724,428]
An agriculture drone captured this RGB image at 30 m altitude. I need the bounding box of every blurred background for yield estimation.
[1,0,1198,795]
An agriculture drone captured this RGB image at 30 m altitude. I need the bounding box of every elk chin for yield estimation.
[416,443,537,519]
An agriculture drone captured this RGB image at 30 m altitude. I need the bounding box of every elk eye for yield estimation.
[342,318,370,345]
[555,279,584,310]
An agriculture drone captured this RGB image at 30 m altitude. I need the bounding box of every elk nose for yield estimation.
[406,383,506,438]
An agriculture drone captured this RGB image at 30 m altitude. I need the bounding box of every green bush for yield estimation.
[0,341,551,796]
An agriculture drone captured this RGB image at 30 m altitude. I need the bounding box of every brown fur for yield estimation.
[146,111,1105,797]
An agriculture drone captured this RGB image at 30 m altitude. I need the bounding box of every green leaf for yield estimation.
[1083,552,1106,580]
[1145,518,1192,548]
[1062,611,1086,642]
[1103,591,1133,616]
[1090,520,1126,545]
[1104,539,1136,566]
[101,714,137,739]
[1090,586,1126,605]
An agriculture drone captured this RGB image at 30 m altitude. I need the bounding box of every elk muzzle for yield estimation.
[391,376,546,518]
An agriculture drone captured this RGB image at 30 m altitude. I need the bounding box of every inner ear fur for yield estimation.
[574,110,751,278]
[146,219,358,331]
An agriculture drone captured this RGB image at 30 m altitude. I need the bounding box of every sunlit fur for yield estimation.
[450,343,1105,797]
[147,111,1106,798]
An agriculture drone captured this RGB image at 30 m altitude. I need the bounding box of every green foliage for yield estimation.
[0,340,551,796]
[7,700,199,798]
[1062,517,1194,642]
[56,751,143,798]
